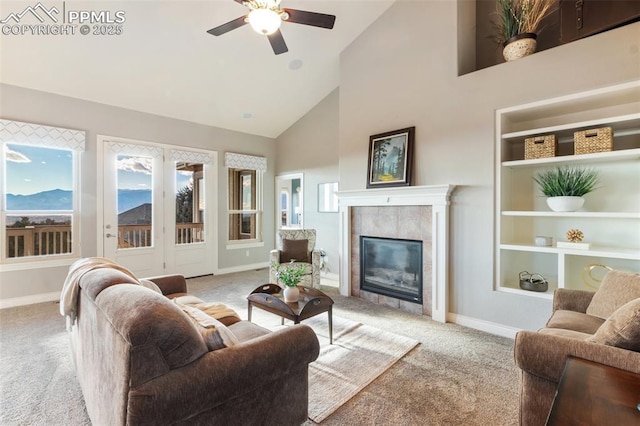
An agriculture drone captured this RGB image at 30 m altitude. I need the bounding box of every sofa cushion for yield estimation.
[176,302,239,351]
[538,328,593,340]
[228,321,271,343]
[545,310,605,334]
[587,298,640,352]
[281,239,309,263]
[586,270,640,319]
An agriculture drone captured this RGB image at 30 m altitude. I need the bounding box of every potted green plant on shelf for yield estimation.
[493,0,557,62]
[533,166,599,212]
[272,260,307,302]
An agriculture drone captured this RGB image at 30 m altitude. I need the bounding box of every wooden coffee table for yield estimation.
[247,284,334,344]
[546,356,640,425]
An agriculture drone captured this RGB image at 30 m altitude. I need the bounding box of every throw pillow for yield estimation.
[586,270,640,319]
[193,302,241,322]
[281,239,309,263]
[587,298,640,352]
[175,301,239,351]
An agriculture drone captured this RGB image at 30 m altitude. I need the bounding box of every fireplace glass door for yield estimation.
[360,236,423,304]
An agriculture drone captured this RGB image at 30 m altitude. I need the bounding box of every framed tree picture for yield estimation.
[366,126,415,189]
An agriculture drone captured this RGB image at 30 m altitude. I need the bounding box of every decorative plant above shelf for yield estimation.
[493,0,557,44]
[493,0,558,61]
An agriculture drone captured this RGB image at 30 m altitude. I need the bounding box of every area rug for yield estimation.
[285,315,420,423]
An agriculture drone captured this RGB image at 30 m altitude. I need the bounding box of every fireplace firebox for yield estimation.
[360,236,423,304]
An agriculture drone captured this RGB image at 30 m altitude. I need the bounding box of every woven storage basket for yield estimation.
[524,135,556,159]
[574,127,613,155]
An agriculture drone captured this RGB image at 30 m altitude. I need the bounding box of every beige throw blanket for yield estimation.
[60,257,139,330]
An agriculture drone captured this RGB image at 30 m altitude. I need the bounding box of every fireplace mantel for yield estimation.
[336,185,455,323]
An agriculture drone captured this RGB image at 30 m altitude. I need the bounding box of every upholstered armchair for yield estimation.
[514,270,640,426]
[270,229,321,289]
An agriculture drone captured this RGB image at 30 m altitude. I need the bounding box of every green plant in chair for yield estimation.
[273,260,307,287]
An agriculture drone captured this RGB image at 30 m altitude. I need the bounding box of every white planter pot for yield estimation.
[546,196,585,212]
[283,286,300,303]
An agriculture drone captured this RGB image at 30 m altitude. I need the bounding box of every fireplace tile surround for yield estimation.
[337,185,455,323]
[353,207,432,314]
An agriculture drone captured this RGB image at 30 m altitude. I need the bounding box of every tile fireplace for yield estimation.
[337,185,454,322]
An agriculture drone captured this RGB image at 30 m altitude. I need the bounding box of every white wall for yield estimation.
[338,1,640,330]
[275,89,340,277]
[0,84,276,303]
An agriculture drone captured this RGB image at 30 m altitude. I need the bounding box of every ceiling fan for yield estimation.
[207,0,336,55]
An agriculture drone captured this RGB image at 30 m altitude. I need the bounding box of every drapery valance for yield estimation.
[224,152,267,172]
[0,119,85,151]
[170,149,212,165]
[107,142,163,158]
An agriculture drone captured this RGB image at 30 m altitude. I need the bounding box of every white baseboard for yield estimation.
[447,313,520,339]
[215,262,269,276]
[321,272,339,281]
[0,292,59,310]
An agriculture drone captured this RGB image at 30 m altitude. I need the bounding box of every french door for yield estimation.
[99,137,216,278]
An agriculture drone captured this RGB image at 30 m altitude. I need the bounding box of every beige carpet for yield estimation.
[0,269,519,425]
[286,315,419,422]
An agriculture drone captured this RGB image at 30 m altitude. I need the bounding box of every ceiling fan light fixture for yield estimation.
[247,9,281,35]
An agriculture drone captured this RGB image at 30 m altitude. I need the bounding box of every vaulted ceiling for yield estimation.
[0,1,395,138]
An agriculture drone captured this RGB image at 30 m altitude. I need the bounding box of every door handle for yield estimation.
[106,233,116,238]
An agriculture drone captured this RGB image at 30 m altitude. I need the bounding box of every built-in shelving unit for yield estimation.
[495,81,640,299]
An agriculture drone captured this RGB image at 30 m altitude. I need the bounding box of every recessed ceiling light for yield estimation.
[289,59,303,71]
[241,112,253,119]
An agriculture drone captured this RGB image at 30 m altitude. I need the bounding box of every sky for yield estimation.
[4,145,192,196]
[5,144,72,195]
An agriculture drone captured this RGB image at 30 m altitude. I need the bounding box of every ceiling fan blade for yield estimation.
[207,16,247,36]
[284,9,336,29]
[268,29,288,55]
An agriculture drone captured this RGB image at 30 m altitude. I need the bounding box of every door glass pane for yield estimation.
[117,155,152,249]
[175,162,204,245]
[280,190,289,227]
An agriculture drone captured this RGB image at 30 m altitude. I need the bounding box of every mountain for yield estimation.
[6,189,72,210]
[6,188,152,213]
[118,203,152,225]
[117,189,152,214]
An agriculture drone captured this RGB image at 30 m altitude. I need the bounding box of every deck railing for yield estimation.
[6,225,73,258]
[6,222,205,257]
[176,222,204,244]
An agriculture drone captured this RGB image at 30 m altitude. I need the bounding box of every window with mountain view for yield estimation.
[3,143,78,260]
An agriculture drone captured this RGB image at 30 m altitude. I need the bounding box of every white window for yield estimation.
[225,152,266,243]
[1,120,84,263]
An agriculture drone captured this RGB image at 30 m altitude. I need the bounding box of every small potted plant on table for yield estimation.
[273,260,307,302]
